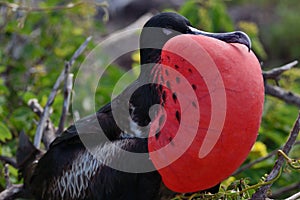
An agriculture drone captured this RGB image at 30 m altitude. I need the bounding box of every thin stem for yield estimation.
[33,36,92,148]
[251,112,300,199]
[278,150,300,169]
[33,69,65,148]
[57,72,73,134]
[271,182,300,198]
[285,191,300,200]
[265,83,300,108]
[233,141,300,175]
[263,60,298,80]
[4,164,11,188]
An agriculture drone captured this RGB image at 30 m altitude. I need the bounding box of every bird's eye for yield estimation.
[162,28,173,35]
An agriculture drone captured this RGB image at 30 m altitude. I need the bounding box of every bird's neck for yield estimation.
[124,60,163,133]
[115,48,163,138]
[139,48,162,80]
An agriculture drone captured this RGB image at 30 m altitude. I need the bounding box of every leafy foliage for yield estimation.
[0,0,108,189]
[0,0,300,199]
[263,0,300,64]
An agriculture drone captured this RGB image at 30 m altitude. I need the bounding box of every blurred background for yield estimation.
[0,0,300,199]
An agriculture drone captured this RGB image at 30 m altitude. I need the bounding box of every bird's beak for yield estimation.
[188,26,252,52]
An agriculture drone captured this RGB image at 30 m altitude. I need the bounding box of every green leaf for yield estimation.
[0,122,12,142]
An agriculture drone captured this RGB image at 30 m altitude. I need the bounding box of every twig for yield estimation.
[278,150,300,169]
[69,36,92,66]
[0,156,17,168]
[265,83,300,108]
[33,71,64,148]
[57,72,74,134]
[56,61,70,134]
[262,60,300,107]
[0,184,25,200]
[43,120,56,149]
[4,164,11,189]
[271,182,300,198]
[263,60,298,80]
[285,191,300,200]
[233,141,300,175]
[56,36,92,134]
[33,36,92,149]
[251,112,300,199]
[28,99,56,149]
[233,149,278,175]
[28,98,44,117]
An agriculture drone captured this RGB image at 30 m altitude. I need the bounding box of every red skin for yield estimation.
[148,34,264,192]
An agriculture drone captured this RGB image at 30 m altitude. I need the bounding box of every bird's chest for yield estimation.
[148,53,211,148]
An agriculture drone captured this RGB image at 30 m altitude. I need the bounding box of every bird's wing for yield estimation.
[50,102,122,148]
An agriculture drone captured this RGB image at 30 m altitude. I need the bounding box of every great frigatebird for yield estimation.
[25,12,252,200]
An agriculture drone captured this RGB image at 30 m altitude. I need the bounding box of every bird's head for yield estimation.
[140,12,251,65]
[140,12,262,193]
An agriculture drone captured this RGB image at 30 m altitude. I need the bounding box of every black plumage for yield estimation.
[25,12,252,200]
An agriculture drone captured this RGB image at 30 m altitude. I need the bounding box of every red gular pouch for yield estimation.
[148,34,264,193]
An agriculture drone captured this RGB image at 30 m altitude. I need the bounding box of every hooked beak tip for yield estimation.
[188,26,252,52]
[238,31,252,52]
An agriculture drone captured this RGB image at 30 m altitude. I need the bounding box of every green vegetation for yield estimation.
[0,0,299,199]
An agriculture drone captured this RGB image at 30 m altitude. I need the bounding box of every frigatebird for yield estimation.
[25,12,252,200]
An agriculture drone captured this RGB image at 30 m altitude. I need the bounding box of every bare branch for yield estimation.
[265,83,300,108]
[57,73,74,134]
[262,60,300,107]
[28,99,56,149]
[69,36,92,66]
[55,37,92,135]
[0,184,25,200]
[33,70,64,148]
[285,191,300,200]
[233,149,277,176]
[43,120,56,149]
[263,60,298,80]
[234,141,300,175]
[251,112,300,199]
[4,164,11,189]
[28,98,44,117]
[271,182,300,198]
[33,36,91,149]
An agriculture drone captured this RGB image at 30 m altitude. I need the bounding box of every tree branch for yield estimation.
[33,36,91,149]
[0,184,26,200]
[233,141,300,175]
[28,99,56,149]
[263,60,298,80]
[264,83,300,108]
[285,191,300,200]
[57,72,73,134]
[33,69,64,148]
[271,182,300,199]
[233,149,277,176]
[27,98,44,117]
[262,60,300,107]
[55,37,92,134]
[251,112,300,199]
[4,164,11,189]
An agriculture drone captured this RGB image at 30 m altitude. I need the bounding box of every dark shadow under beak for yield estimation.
[188,26,252,52]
